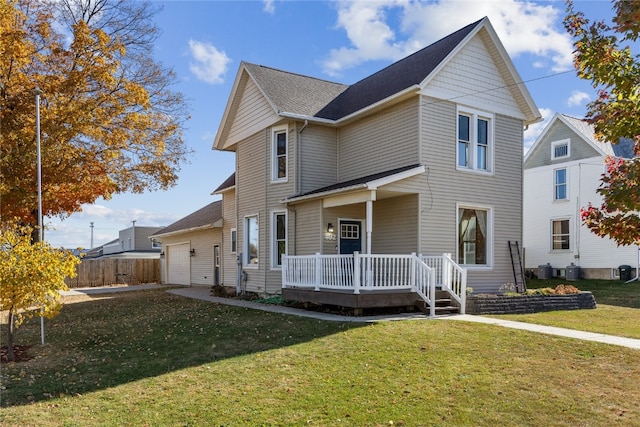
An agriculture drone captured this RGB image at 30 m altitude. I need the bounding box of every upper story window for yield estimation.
[457,108,493,173]
[554,168,567,200]
[551,139,570,160]
[271,125,288,182]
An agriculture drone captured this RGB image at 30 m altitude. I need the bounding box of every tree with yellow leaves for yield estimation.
[0,0,189,224]
[0,222,80,361]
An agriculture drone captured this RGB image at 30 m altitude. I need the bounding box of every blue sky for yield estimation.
[44,0,615,249]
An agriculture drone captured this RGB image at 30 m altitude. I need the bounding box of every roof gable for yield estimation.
[244,63,348,117]
[213,17,541,150]
[524,113,615,169]
[314,20,481,120]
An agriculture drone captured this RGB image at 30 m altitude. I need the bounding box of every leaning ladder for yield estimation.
[508,241,527,293]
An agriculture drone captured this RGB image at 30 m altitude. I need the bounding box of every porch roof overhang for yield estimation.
[282,164,426,207]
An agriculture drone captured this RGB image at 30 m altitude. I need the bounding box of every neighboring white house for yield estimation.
[84,225,163,259]
[523,113,638,280]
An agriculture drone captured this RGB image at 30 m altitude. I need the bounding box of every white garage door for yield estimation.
[168,243,190,285]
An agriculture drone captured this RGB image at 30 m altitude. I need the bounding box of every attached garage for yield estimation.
[167,242,191,285]
[151,201,225,287]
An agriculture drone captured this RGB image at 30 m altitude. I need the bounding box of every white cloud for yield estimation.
[263,0,275,15]
[74,204,179,227]
[566,90,590,107]
[322,0,574,76]
[45,204,182,249]
[188,40,231,84]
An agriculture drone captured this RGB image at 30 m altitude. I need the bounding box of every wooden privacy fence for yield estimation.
[65,258,160,288]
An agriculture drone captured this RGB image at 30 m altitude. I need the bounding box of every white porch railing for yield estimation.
[282,252,466,316]
[421,253,467,314]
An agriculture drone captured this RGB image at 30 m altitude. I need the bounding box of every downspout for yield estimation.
[629,246,640,283]
[296,120,308,195]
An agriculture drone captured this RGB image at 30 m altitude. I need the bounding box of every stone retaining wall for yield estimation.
[466,292,596,315]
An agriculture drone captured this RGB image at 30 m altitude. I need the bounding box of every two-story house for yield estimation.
[210,17,541,313]
[523,113,638,280]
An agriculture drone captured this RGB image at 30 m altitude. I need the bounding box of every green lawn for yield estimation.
[492,278,640,339]
[1,289,640,426]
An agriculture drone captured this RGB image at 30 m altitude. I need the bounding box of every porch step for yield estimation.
[414,297,460,316]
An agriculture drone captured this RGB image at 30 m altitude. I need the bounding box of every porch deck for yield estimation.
[281,253,467,316]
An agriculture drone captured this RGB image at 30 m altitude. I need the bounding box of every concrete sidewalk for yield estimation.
[169,286,640,350]
[447,315,640,350]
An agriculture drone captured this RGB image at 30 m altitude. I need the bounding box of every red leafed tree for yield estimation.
[565,0,640,245]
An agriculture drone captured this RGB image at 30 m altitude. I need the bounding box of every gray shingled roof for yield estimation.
[213,172,235,193]
[562,114,635,158]
[315,19,482,120]
[244,63,348,117]
[151,201,223,237]
[244,18,481,121]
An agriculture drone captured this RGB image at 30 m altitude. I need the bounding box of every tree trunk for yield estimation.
[7,311,16,362]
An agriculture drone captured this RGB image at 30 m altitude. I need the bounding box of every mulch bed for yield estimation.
[1,345,34,363]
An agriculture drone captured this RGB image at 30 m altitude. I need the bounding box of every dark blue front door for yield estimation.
[339,220,362,254]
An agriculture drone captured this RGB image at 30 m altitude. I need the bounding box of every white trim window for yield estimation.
[271,125,288,182]
[551,219,570,250]
[554,168,567,200]
[230,228,237,253]
[457,205,492,267]
[244,215,259,266]
[551,138,570,160]
[457,107,494,172]
[271,211,287,268]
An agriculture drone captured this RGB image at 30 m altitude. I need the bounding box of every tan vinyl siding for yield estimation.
[371,195,419,254]
[424,32,522,120]
[300,126,338,193]
[338,98,419,181]
[420,96,524,292]
[525,121,603,169]
[265,124,296,294]
[227,76,279,147]
[222,189,237,289]
[292,200,323,255]
[236,131,267,294]
[419,98,457,258]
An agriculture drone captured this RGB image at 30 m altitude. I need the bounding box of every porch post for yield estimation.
[410,252,416,292]
[353,251,360,294]
[366,200,373,255]
[443,253,451,290]
[315,252,321,291]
